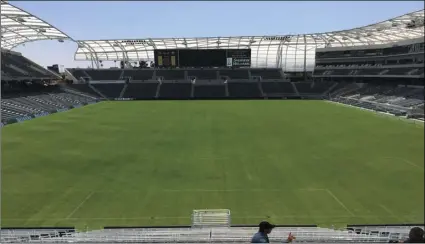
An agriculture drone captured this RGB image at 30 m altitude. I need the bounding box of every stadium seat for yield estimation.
[123,82,159,99]
[219,69,249,79]
[227,81,261,98]
[156,70,185,80]
[250,68,283,79]
[187,69,218,80]
[261,81,295,95]
[91,83,125,98]
[84,69,123,81]
[193,80,226,98]
[157,82,192,99]
[122,69,154,81]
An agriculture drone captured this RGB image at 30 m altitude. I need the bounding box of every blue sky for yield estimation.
[11,1,424,68]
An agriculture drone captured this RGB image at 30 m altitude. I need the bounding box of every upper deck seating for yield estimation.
[156,70,185,80]
[122,69,154,81]
[1,51,56,79]
[84,69,122,81]
[250,69,282,79]
[187,69,218,80]
[219,69,249,79]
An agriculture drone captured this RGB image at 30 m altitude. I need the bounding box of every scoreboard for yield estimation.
[154,49,251,68]
[155,50,178,67]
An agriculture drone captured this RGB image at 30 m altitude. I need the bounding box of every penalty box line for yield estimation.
[66,191,94,219]
[162,188,327,192]
[165,188,356,217]
[6,215,372,221]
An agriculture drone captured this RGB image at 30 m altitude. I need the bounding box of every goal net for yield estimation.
[191,209,231,228]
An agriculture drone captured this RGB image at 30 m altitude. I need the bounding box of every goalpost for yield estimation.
[191,209,231,228]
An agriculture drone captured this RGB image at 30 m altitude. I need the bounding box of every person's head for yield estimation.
[258,221,275,234]
[408,227,424,242]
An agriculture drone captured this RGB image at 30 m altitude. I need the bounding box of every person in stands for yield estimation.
[251,221,275,243]
[251,221,296,243]
[403,227,425,243]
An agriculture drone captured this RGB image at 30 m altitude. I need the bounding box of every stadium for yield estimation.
[1,1,424,243]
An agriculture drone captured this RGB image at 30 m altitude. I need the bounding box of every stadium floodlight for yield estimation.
[37,28,46,33]
[58,39,64,42]
[16,17,25,22]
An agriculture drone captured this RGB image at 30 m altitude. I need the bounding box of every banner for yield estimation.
[114,98,134,101]
[33,112,50,118]
[226,58,233,67]
[16,115,33,123]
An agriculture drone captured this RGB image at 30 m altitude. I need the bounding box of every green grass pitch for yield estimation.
[2,100,424,229]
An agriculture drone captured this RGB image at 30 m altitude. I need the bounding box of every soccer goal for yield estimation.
[191,209,231,228]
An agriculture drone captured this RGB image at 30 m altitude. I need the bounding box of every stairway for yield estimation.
[155,82,162,98]
[119,83,129,98]
[88,84,107,99]
[291,82,300,96]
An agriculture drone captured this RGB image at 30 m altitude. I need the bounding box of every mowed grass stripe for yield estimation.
[2,100,423,228]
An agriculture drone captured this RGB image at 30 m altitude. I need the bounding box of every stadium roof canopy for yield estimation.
[0,1,72,50]
[75,9,424,71]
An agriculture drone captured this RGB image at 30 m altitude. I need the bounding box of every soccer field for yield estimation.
[2,100,424,229]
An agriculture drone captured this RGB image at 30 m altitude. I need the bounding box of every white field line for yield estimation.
[244,167,253,181]
[66,192,94,219]
[162,188,326,192]
[5,215,382,221]
[2,188,329,194]
[381,157,424,171]
[324,189,355,217]
[379,204,404,223]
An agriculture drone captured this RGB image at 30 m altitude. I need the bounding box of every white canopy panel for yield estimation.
[1,1,71,50]
[75,9,424,71]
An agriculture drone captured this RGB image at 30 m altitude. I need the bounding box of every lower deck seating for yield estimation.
[92,84,124,98]
[123,83,159,99]
[227,82,261,98]
[193,85,226,98]
[158,83,192,99]
[1,87,98,123]
[310,82,334,94]
[331,82,424,118]
[261,81,295,95]
[1,226,413,243]
[69,84,101,97]
[295,82,314,94]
